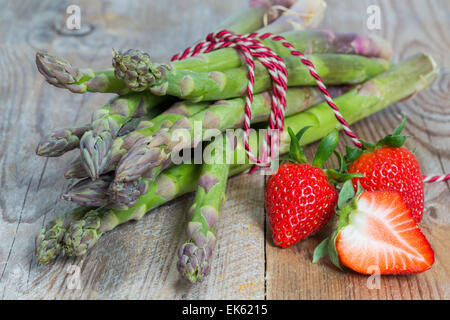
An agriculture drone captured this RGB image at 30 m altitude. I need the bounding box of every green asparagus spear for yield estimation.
[177,136,233,283]
[48,53,438,261]
[113,86,351,185]
[36,53,128,94]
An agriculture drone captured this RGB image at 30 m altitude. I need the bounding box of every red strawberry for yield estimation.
[266,163,338,248]
[265,127,357,248]
[314,184,434,275]
[345,118,424,221]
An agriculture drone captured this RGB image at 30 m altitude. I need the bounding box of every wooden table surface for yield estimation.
[0,0,448,300]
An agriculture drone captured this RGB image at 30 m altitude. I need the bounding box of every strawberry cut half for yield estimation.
[337,191,434,274]
[313,184,434,275]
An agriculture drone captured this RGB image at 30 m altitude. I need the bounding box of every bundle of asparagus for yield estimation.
[35,0,437,284]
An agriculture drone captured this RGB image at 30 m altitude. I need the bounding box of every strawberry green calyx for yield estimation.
[344,117,408,165]
[312,129,338,168]
[286,126,311,164]
[285,127,361,184]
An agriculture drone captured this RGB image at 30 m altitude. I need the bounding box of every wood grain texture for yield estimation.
[0,0,448,300]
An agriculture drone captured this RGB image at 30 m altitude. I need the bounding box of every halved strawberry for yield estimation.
[314,183,434,275]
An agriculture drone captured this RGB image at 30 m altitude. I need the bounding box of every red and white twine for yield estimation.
[171,30,449,184]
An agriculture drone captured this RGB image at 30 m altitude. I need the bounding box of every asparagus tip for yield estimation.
[36,52,94,93]
[61,175,113,207]
[63,210,103,257]
[79,131,113,181]
[35,129,79,157]
[35,217,66,265]
[108,180,148,208]
[112,48,159,91]
[177,242,213,284]
[114,136,163,182]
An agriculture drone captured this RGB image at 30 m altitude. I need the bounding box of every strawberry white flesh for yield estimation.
[336,191,434,274]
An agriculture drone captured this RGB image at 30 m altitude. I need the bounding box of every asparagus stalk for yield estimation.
[113,54,390,101]
[36,52,128,94]
[177,136,233,283]
[37,29,391,97]
[114,85,351,185]
[49,53,437,260]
